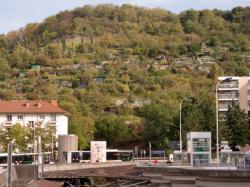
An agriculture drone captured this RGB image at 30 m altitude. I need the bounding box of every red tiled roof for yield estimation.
[0,100,67,115]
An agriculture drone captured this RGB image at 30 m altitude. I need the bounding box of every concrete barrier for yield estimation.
[138,166,250,187]
[0,167,17,187]
[44,161,136,172]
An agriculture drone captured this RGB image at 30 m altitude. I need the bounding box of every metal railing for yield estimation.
[136,160,250,170]
[218,94,239,100]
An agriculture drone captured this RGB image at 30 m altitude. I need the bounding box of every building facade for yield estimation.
[0,100,68,136]
[218,76,250,117]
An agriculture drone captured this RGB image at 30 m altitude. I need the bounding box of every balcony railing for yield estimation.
[4,121,12,127]
[218,83,238,89]
[219,105,229,110]
[218,94,239,100]
[48,120,57,126]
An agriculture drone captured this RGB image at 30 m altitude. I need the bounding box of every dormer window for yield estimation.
[35,103,42,108]
[23,103,29,108]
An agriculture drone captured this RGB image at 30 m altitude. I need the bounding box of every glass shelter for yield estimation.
[187,132,211,166]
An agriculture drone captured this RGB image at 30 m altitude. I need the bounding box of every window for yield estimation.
[50,114,56,122]
[39,115,45,120]
[28,121,34,128]
[6,115,12,122]
[18,115,23,120]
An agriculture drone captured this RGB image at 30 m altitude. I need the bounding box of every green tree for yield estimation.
[44,44,61,59]
[0,124,32,152]
[209,37,221,47]
[137,104,176,149]
[224,103,249,148]
[60,101,95,149]
[0,58,11,80]
[95,114,130,147]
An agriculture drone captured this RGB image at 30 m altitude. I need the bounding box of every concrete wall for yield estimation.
[44,161,135,172]
[139,166,250,187]
[239,77,249,112]
[0,167,17,187]
[55,115,68,136]
[196,180,250,187]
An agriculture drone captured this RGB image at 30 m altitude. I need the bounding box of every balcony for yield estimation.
[218,83,238,90]
[4,121,12,127]
[48,120,57,126]
[218,105,229,111]
[219,108,228,112]
[218,94,239,101]
[38,118,45,122]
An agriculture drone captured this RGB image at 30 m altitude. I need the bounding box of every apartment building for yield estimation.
[218,76,250,117]
[0,100,68,136]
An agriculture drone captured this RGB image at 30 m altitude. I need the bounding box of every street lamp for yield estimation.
[51,125,56,161]
[179,96,194,151]
[215,77,232,163]
[33,122,37,165]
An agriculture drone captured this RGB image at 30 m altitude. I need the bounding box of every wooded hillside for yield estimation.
[1,4,250,150]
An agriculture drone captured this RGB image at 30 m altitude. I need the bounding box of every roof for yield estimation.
[0,100,67,115]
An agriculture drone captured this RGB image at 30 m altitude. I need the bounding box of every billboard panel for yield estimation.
[90,141,107,163]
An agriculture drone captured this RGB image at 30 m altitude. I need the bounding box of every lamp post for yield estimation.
[51,126,56,161]
[179,96,193,151]
[215,77,232,163]
[33,122,36,165]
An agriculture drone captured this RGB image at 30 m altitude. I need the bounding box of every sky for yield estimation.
[0,0,250,34]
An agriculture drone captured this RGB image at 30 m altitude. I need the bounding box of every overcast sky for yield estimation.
[1,0,250,34]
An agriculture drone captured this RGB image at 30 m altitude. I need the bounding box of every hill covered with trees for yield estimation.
[1,4,250,151]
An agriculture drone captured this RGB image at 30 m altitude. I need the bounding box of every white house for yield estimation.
[0,100,68,136]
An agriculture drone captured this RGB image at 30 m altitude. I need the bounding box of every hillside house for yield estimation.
[153,63,170,70]
[31,65,41,71]
[197,56,215,65]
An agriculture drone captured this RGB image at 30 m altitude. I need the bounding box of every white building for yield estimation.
[0,100,68,136]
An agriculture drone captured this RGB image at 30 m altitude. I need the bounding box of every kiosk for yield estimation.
[187,132,211,166]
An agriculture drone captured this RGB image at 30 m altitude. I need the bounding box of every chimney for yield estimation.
[50,100,58,107]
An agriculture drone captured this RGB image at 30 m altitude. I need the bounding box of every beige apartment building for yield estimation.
[218,76,250,117]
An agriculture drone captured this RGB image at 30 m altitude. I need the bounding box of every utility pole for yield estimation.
[149,141,151,161]
[33,123,36,165]
[51,127,54,161]
[7,143,12,187]
[179,101,183,151]
[37,136,42,179]
[135,146,138,159]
